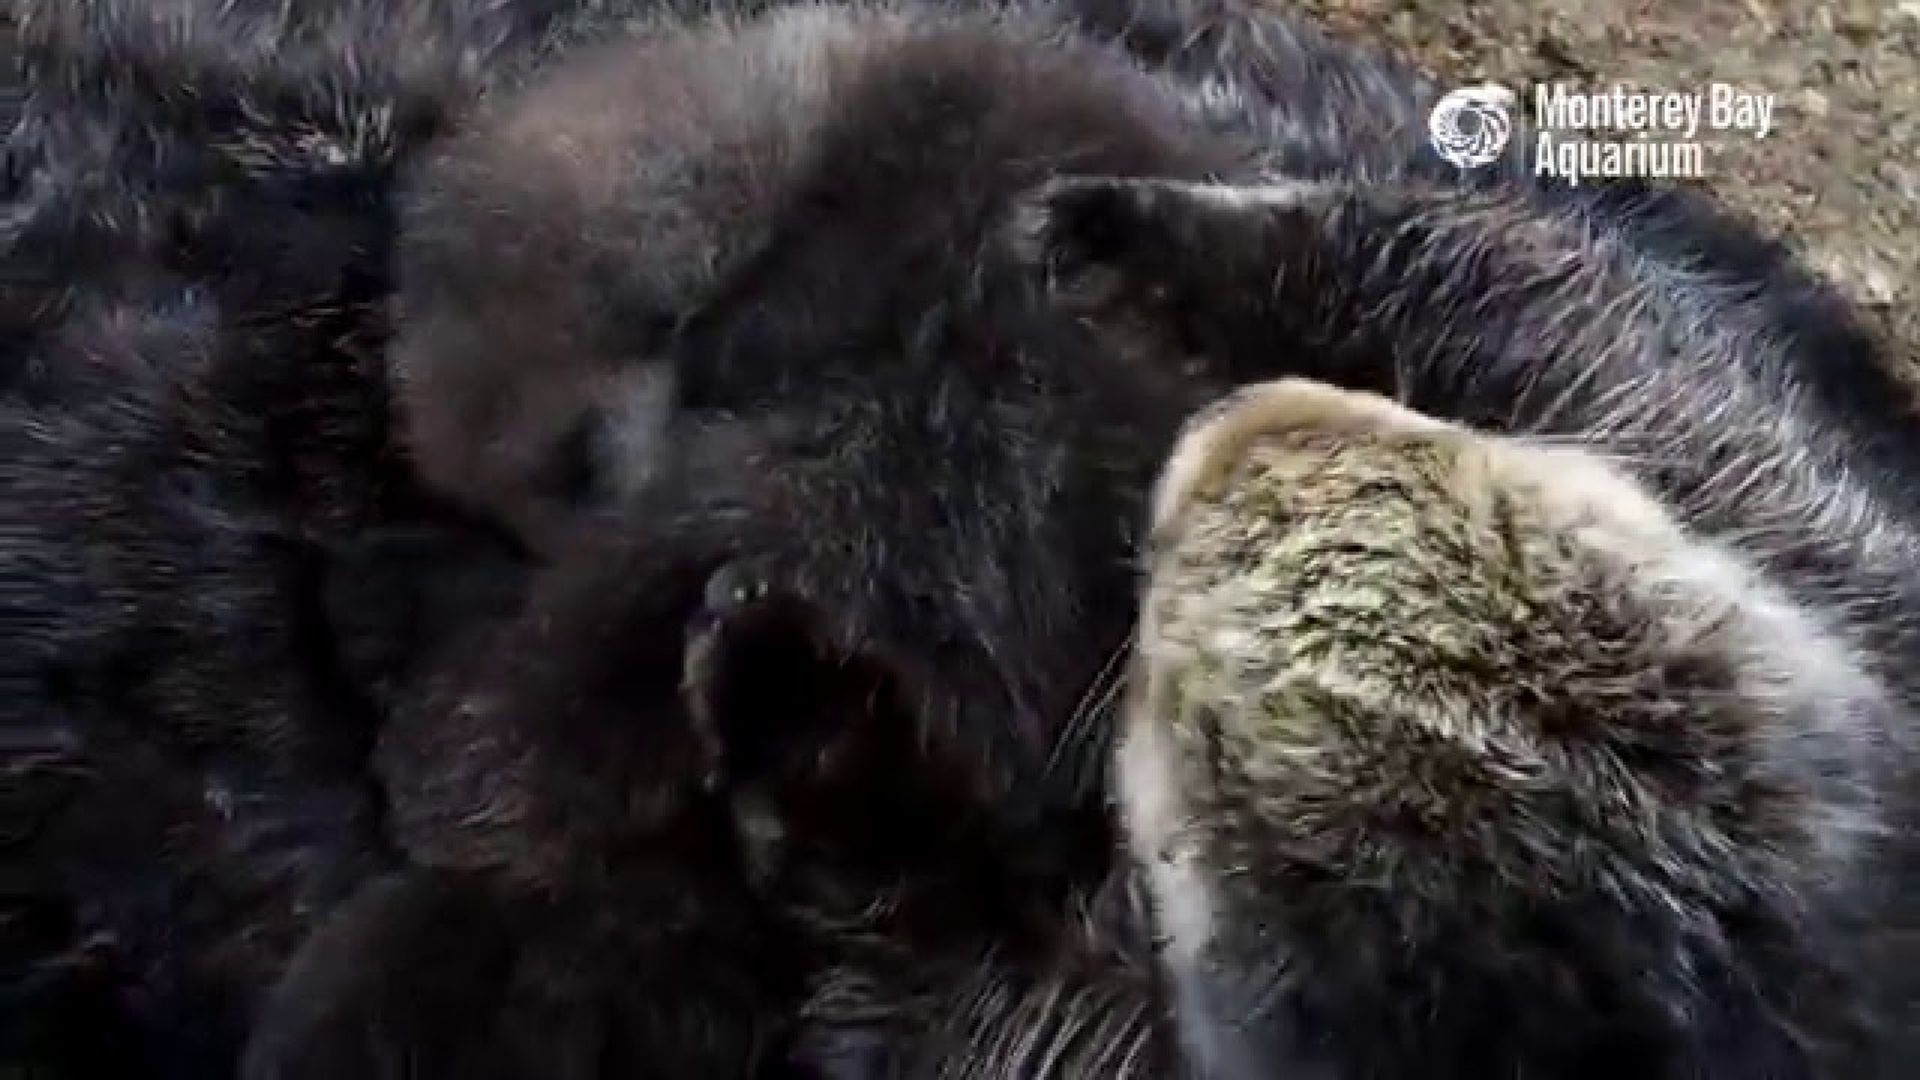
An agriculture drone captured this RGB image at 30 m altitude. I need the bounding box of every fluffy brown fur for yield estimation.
[1121,378,1893,1078]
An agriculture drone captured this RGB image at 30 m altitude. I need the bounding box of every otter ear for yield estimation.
[1013,175,1366,390]
[1017,174,1329,296]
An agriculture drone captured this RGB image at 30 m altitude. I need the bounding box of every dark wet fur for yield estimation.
[5,0,1913,1077]
[4,0,591,1072]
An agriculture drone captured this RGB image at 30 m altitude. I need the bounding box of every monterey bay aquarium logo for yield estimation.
[1429,82,1777,185]
[1428,84,1516,169]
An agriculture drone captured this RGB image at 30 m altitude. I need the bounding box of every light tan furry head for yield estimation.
[1119,377,1888,1077]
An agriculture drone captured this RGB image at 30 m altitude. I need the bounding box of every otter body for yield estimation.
[1026,175,1920,1076]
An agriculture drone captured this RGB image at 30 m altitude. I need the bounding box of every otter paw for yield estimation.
[682,555,817,790]
[699,557,780,620]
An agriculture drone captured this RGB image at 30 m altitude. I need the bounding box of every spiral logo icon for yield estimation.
[1428,84,1516,169]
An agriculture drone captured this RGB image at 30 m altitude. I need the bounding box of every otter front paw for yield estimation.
[679,557,926,886]
[683,555,801,788]
[699,557,779,616]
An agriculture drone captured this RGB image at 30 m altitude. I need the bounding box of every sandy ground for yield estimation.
[1299,0,1920,375]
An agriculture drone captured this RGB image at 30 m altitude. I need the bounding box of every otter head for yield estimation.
[1119,378,1887,1079]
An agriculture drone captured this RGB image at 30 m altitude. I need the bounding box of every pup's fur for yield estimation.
[3,0,596,1073]
[7,0,1915,1077]
[4,1,1236,1073]
[360,5,1252,1074]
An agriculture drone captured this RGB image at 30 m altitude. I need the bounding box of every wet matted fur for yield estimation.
[3,0,1915,1077]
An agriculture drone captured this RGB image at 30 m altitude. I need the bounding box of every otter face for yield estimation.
[389,7,1241,555]
[1120,379,1887,1078]
[390,5,898,550]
